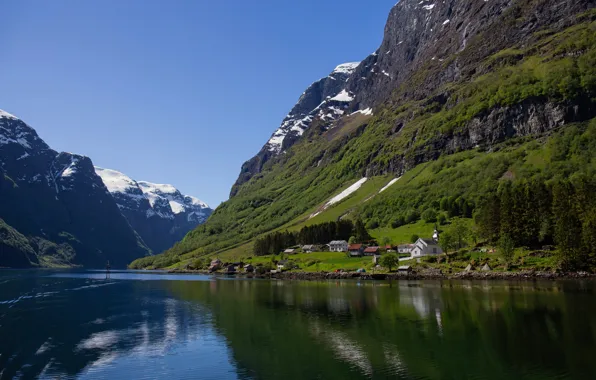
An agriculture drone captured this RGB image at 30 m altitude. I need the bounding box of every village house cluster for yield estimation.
[207,230,444,274]
[328,232,442,257]
[303,230,443,259]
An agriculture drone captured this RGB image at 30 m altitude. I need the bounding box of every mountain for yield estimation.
[0,110,151,268]
[234,0,595,190]
[231,62,361,196]
[95,167,212,253]
[131,0,596,269]
[135,0,594,269]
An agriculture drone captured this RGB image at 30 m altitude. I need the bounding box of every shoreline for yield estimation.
[167,269,596,281]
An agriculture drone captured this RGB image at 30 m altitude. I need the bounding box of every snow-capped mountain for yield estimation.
[231,62,372,196]
[95,167,212,253]
[265,62,361,154]
[0,109,151,268]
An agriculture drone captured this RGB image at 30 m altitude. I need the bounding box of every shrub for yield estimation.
[406,210,420,224]
[422,208,438,223]
[190,258,207,270]
[367,220,380,230]
[255,264,273,274]
[380,253,399,272]
[391,216,406,229]
[422,255,437,263]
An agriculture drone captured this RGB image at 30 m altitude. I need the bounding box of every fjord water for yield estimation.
[0,271,595,379]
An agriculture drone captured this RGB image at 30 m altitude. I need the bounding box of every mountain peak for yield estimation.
[94,166,212,253]
[95,166,211,213]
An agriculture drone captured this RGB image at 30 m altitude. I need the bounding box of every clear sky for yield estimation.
[0,0,397,207]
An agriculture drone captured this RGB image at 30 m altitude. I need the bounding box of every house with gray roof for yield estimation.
[411,238,443,257]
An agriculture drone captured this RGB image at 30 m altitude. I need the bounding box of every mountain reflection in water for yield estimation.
[0,270,595,379]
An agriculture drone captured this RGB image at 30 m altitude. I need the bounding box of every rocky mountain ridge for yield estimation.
[233,0,595,194]
[95,167,212,253]
[0,110,211,267]
[231,62,366,196]
[0,109,150,267]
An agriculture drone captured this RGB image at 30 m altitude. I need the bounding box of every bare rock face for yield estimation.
[231,0,595,195]
[230,63,360,196]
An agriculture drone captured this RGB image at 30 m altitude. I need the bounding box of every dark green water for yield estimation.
[0,270,595,379]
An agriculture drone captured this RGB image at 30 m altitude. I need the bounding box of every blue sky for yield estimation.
[0,0,397,207]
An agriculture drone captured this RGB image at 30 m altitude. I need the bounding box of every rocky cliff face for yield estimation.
[0,110,151,268]
[231,62,364,196]
[233,0,595,194]
[95,168,212,253]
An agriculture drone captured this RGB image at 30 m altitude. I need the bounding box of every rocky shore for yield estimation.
[168,269,595,281]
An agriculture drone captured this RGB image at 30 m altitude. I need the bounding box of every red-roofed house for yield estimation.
[364,246,380,256]
[348,244,364,257]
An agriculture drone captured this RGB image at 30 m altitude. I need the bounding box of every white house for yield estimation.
[398,244,414,254]
[329,240,349,252]
[411,238,443,257]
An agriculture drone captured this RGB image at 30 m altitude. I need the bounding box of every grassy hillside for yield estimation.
[131,9,596,270]
[0,218,38,268]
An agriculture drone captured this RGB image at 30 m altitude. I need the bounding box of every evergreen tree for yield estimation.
[354,219,371,243]
[475,194,500,242]
[440,197,450,212]
[499,183,516,244]
[552,181,583,270]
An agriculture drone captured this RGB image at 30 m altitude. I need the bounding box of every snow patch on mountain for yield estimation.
[379,177,401,193]
[309,177,369,219]
[331,62,360,76]
[168,201,185,214]
[326,178,368,206]
[138,181,177,195]
[330,90,355,102]
[350,108,374,117]
[61,157,79,178]
[95,167,138,193]
[187,195,209,209]
[0,109,18,120]
[95,167,211,223]
[262,62,362,155]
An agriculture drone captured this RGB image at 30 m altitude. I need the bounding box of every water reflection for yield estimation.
[0,271,595,380]
[0,273,235,379]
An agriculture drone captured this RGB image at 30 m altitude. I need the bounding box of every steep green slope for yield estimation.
[0,218,38,268]
[131,6,596,270]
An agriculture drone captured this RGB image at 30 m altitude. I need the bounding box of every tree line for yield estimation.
[297,220,354,246]
[253,219,372,256]
[474,176,596,270]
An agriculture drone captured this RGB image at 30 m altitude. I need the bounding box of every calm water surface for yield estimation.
[0,270,595,379]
